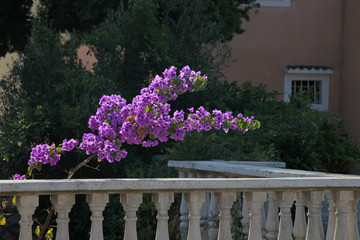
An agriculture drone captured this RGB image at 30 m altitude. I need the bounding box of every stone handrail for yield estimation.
[168,160,356,178]
[168,160,360,240]
[2,177,360,240]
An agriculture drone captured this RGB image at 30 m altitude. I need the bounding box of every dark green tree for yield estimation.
[167,81,360,173]
[85,0,258,101]
[0,0,33,57]
[0,19,120,178]
[39,0,256,41]
[38,0,119,32]
[0,0,257,57]
[0,0,258,178]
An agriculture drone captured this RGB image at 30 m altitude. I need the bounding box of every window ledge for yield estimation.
[257,0,291,7]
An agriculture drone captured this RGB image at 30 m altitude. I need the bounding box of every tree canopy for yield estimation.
[0,0,258,179]
[0,0,257,57]
[0,0,33,57]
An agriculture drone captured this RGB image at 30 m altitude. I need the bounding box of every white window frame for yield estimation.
[284,68,332,111]
[256,0,291,7]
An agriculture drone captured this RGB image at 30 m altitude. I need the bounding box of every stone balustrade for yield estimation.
[168,160,360,239]
[167,160,357,178]
[2,177,360,240]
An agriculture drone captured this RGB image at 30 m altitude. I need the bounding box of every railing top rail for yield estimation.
[2,177,360,195]
[168,160,356,178]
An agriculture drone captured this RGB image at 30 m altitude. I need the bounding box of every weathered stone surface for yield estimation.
[168,160,357,178]
[3,176,360,195]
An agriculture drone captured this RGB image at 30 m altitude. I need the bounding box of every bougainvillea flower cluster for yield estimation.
[28,144,61,166]
[61,139,78,152]
[13,174,26,180]
[27,66,260,166]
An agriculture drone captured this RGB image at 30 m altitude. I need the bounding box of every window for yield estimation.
[291,80,322,104]
[284,65,333,111]
[256,0,291,7]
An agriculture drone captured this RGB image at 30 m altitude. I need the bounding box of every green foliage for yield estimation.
[84,0,173,101]
[40,0,257,41]
[0,19,120,178]
[39,0,119,32]
[84,0,258,101]
[0,0,258,178]
[68,195,91,240]
[0,2,259,239]
[0,0,33,57]
[1,0,258,57]
[167,81,360,173]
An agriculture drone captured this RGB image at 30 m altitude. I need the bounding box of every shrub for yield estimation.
[167,81,360,173]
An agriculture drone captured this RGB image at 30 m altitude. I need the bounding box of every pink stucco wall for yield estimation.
[341,0,360,142]
[222,0,342,114]
[77,45,97,72]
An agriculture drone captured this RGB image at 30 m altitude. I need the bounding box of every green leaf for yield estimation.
[0,215,6,225]
[27,163,34,176]
[55,147,62,154]
[35,225,41,236]
[172,77,182,87]
[50,152,57,159]
[35,162,42,171]
[167,125,176,135]
[45,228,54,239]
[223,120,231,129]
[193,76,207,92]
[145,105,150,113]
[1,200,6,208]
[12,196,16,206]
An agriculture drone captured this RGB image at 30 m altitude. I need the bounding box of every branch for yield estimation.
[0,196,14,216]
[36,153,97,239]
[83,164,100,171]
[37,207,54,240]
[66,153,96,179]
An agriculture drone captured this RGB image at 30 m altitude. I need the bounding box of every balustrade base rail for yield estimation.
[1,177,360,240]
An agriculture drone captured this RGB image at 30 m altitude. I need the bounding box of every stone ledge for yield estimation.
[2,177,360,195]
[168,160,357,178]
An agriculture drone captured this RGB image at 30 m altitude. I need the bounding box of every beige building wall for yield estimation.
[341,0,360,142]
[223,0,342,114]
[0,53,18,79]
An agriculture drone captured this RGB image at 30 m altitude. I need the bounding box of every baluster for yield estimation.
[184,191,206,240]
[208,188,219,240]
[348,192,360,240]
[305,191,324,240]
[152,192,174,240]
[208,173,220,240]
[277,191,296,240]
[214,192,237,240]
[87,193,109,240]
[266,191,279,240]
[245,191,267,240]
[325,191,336,240]
[179,170,189,240]
[233,192,242,236]
[293,192,306,240]
[262,206,267,239]
[266,192,279,240]
[51,194,75,240]
[197,172,209,240]
[241,193,250,236]
[17,195,39,240]
[120,193,143,240]
[333,190,353,240]
[319,203,325,240]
